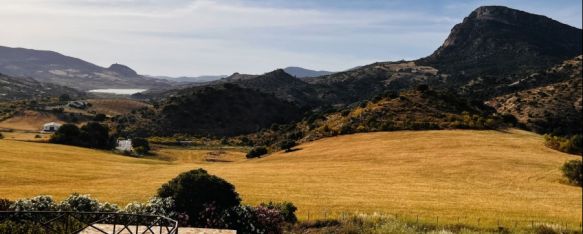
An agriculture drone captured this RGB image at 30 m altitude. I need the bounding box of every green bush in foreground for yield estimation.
[561,160,583,186]
[157,169,241,226]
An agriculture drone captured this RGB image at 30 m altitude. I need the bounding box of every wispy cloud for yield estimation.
[0,0,580,76]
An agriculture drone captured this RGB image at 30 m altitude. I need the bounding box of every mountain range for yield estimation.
[0,6,581,138]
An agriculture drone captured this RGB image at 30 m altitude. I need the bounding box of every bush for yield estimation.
[93,113,107,122]
[544,134,582,155]
[58,193,119,212]
[10,195,57,211]
[260,201,297,223]
[124,197,176,218]
[157,169,241,226]
[561,160,583,186]
[204,204,285,234]
[246,146,268,158]
[279,140,297,152]
[0,198,13,211]
[50,124,81,145]
[132,138,150,155]
[0,132,3,139]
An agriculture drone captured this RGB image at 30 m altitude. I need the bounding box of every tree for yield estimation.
[79,122,111,149]
[561,160,583,186]
[246,147,267,158]
[157,169,241,226]
[279,140,297,152]
[132,137,150,155]
[50,124,81,145]
[93,113,107,122]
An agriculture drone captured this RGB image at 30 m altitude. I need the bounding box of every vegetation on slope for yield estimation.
[488,56,582,135]
[245,88,505,148]
[115,84,304,137]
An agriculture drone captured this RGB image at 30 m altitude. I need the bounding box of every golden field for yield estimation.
[0,129,580,227]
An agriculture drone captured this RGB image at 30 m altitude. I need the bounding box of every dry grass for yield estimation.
[0,110,62,131]
[0,129,580,227]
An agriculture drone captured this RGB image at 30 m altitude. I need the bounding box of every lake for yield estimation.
[88,89,147,95]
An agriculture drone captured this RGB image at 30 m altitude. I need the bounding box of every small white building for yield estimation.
[68,101,88,109]
[116,139,133,152]
[41,122,62,132]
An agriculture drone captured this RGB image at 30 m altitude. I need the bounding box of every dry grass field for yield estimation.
[0,110,62,131]
[0,129,580,227]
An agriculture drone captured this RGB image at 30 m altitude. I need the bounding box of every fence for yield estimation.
[0,211,179,234]
[295,210,583,232]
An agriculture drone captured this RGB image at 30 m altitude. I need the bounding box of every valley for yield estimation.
[0,130,580,227]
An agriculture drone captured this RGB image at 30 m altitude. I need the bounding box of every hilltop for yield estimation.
[419,6,582,78]
[116,84,304,137]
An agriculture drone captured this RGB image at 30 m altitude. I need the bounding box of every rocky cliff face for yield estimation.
[420,6,582,77]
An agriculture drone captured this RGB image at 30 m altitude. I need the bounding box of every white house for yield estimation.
[41,122,62,132]
[116,139,133,152]
[68,101,88,109]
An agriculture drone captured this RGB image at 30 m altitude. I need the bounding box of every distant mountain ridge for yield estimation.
[283,66,334,78]
[0,46,173,90]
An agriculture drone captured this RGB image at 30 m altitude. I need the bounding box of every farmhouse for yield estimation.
[116,139,133,152]
[42,122,61,132]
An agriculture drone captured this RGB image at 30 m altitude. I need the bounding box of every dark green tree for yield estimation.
[157,169,241,226]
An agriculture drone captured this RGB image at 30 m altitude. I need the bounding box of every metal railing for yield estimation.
[0,211,179,234]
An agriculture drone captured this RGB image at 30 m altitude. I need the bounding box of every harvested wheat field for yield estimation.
[0,129,580,227]
[0,110,62,131]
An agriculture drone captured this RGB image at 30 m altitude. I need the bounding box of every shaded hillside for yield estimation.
[246,88,503,147]
[419,6,582,78]
[0,46,172,90]
[303,61,443,104]
[488,56,582,135]
[116,84,304,137]
[0,73,83,100]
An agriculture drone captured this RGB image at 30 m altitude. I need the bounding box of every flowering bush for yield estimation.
[59,193,103,212]
[200,204,285,234]
[10,195,57,211]
[123,197,176,218]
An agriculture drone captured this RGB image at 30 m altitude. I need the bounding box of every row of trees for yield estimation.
[50,122,112,149]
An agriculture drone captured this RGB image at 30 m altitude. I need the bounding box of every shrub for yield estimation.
[124,197,176,218]
[0,198,13,211]
[132,138,150,155]
[93,113,107,122]
[561,160,583,186]
[246,146,268,158]
[157,169,241,226]
[58,193,101,212]
[544,134,582,155]
[210,205,285,234]
[50,124,81,145]
[10,195,57,211]
[260,201,297,223]
[79,122,111,149]
[0,132,3,139]
[59,94,71,102]
[279,140,297,152]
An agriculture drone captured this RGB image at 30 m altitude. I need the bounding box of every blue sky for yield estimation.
[0,0,581,76]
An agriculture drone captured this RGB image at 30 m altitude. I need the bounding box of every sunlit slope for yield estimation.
[0,129,580,226]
